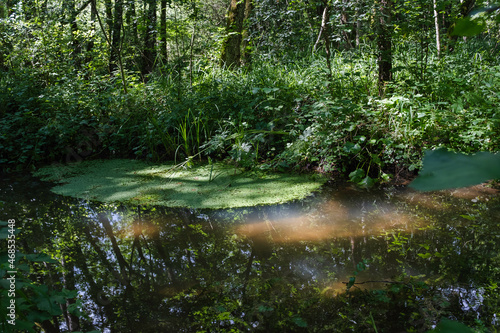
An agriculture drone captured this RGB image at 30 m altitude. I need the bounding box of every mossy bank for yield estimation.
[33,159,326,209]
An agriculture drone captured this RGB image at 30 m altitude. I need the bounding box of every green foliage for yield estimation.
[428,318,475,333]
[0,251,89,333]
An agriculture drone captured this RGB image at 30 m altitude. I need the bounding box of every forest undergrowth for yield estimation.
[1,40,499,186]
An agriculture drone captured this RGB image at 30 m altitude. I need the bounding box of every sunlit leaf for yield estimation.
[451,17,486,36]
[410,149,500,191]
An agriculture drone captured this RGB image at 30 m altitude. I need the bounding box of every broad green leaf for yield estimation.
[410,149,500,191]
[11,319,37,332]
[292,316,308,328]
[358,176,376,189]
[349,169,365,183]
[24,253,58,263]
[452,17,486,36]
[347,277,356,289]
[427,318,474,332]
[36,297,63,316]
[418,253,432,259]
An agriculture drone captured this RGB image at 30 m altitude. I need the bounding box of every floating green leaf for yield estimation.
[410,149,500,191]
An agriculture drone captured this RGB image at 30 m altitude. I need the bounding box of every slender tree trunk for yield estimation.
[142,0,157,75]
[125,0,139,70]
[314,3,332,79]
[0,2,6,70]
[104,0,113,47]
[355,3,361,48]
[64,0,81,68]
[241,0,253,67]
[189,23,196,87]
[93,0,128,93]
[340,0,353,49]
[433,0,441,58]
[110,0,124,72]
[160,0,168,64]
[86,0,97,61]
[377,0,393,97]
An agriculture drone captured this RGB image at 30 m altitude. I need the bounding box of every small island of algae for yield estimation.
[33,159,326,209]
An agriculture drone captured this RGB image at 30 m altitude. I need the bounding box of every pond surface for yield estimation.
[1,174,499,332]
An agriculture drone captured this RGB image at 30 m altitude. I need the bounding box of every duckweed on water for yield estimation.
[33,159,326,209]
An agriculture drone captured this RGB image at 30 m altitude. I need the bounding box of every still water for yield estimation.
[1,174,499,332]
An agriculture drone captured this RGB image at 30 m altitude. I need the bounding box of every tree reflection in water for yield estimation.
[1,175,499,332]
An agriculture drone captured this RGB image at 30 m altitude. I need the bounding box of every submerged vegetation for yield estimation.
[1,0,500,332]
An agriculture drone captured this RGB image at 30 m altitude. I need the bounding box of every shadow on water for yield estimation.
[1,174,499,332]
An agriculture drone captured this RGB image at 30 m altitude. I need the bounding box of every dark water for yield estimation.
[1,173,499,332]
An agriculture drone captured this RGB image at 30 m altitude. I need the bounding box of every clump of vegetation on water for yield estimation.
[33,159,326,209]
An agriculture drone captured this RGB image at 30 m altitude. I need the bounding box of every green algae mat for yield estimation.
[33,159,326,209]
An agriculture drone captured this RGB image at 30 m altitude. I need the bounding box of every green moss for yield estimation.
[33,159,326,209]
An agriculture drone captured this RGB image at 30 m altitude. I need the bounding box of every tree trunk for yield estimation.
[355,3,361,48]
[160,0,168,64]
[86,0,97,62]
[220,0,253,69]
[142,0,157,75]
[104,0,113,48]
[110,0,124,72]
[433,0,441,58]
[220,0,245,68]
[64,0,81,69]
[322,4,333,79]
[340,0,353,49]
[377,0,393,97]
[241,0,253,67]
[125,0,139,69]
